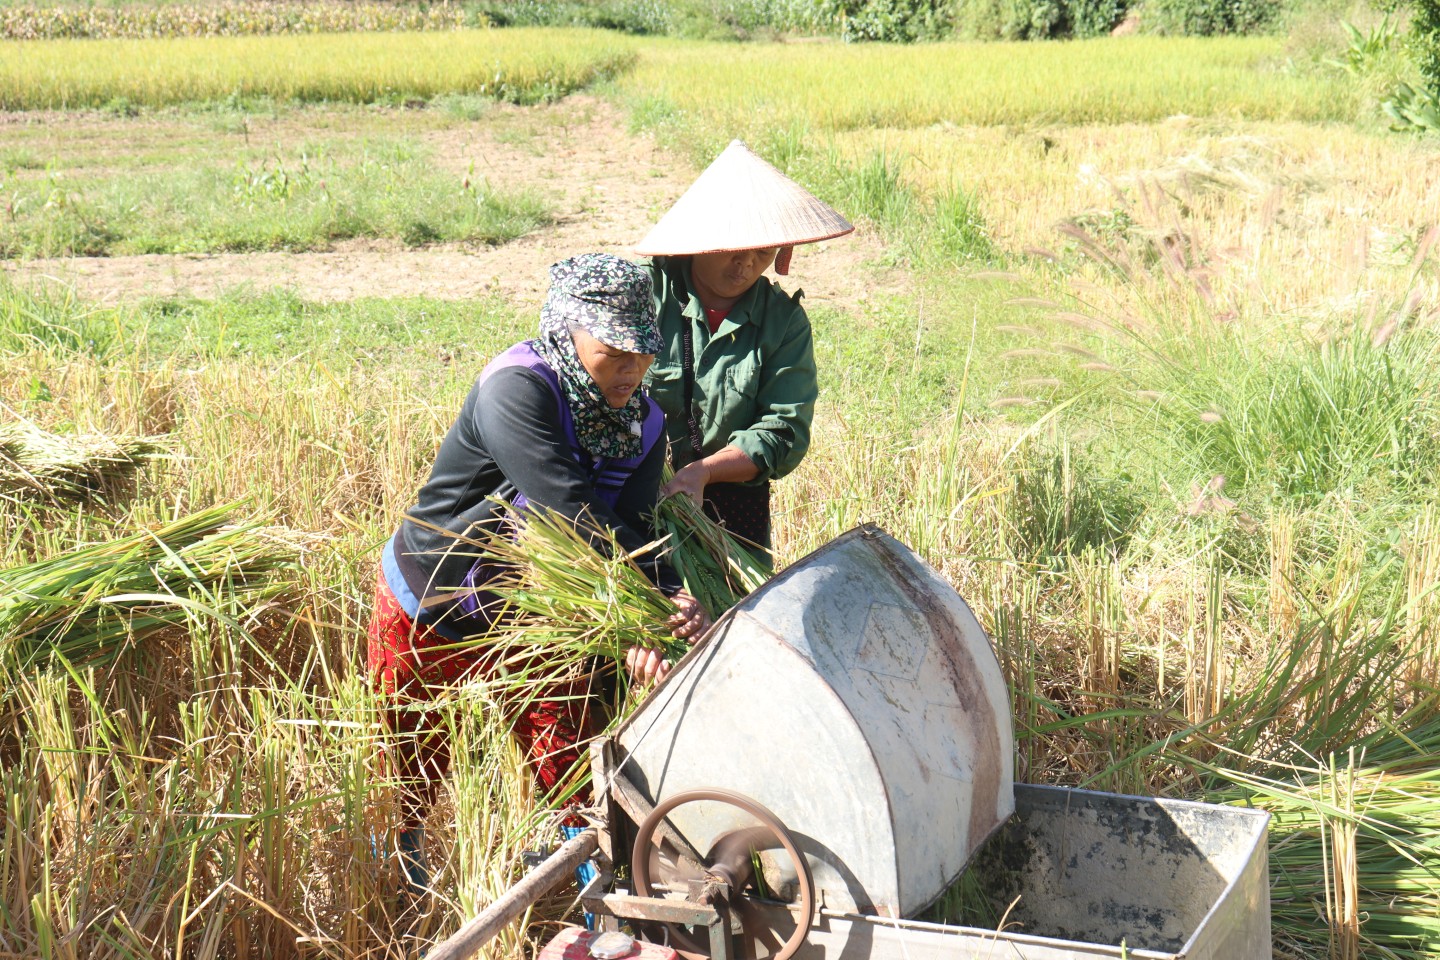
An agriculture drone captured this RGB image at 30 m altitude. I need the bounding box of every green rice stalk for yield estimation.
[0,420,166,504]
[1203,716,1440,960]
[651,480,769,619]
[474,504,688,664]
[0,502,299,675]
[401,505,700,831]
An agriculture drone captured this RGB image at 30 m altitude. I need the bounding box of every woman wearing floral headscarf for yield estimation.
[636,141,853,558]
[367,253,708,892]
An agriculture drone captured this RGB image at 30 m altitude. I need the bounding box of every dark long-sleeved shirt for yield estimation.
[394,362,678,632]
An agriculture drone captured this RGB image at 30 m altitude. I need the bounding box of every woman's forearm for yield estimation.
[693,444,760,485]
[661,444,758,504]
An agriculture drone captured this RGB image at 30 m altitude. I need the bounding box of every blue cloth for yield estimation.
[399,826,430,896]
[381,533,423,620]
[561,824,598,930]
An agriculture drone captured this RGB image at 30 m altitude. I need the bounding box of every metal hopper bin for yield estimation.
[433,525,1272,960]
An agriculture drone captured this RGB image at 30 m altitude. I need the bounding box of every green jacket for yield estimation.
[643,257,817,483]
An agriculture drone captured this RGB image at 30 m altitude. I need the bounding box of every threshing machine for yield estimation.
[432,526,1271,960]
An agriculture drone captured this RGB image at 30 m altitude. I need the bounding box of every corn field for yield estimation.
[0,2,471,41]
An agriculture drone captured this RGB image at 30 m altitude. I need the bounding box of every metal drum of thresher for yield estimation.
[611,524,1013,919]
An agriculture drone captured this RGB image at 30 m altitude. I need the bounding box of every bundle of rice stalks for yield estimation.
[420,506,697,817]
[401,503,760,826]
[476,505,690,667]
[0,503,299,675]
[651,489,769,619]
[1205,716,1440,960]
[0,421,165,504]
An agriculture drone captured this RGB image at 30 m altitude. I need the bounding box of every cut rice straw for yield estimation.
[651,487,769,620]
[1203,716,1440,960]
[0,502,298,676]
[0,419,166,504]
[413,504,700,824]
[340,495,765,848]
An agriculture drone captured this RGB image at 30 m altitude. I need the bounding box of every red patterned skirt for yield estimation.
[366,567,607,799]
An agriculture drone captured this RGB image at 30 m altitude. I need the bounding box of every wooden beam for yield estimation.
[427,829,598,960]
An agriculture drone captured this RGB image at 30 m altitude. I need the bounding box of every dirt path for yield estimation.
[3,97,899,315]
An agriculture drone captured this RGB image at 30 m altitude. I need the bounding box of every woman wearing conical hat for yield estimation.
[636,140,852,558]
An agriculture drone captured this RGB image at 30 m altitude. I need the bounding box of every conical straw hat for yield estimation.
[636,140,853,257]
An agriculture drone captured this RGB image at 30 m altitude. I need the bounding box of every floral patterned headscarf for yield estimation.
[535,254,662,460]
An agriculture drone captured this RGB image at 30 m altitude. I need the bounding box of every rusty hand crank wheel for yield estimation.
[631,789,815,960]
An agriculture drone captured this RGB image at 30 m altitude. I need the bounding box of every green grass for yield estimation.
[0,102,474,172]
[0,277,118,355]
[0,281,529,364]
[136,288,524,363]
[990,294,1440,506]
[0,27,639,109]
[0,137,551,257]
[1138,325,1440,501]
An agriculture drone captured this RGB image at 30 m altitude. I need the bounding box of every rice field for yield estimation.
[832,119,1440,299]
[2,20,1439,960]
[0,31,1353,119]
[0,1,474,41]
[619,36,1359,129]
[0,27,639,108]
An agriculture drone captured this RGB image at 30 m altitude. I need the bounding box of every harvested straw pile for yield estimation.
[0,503,299,675]
[1207,717,1440,960]
[0,421,164,504]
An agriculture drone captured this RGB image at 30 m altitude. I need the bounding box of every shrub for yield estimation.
[1383,81,1440,130]
[721,0,848,33]
[1412,0,1440,99]
[1068,0,1128,35]
[954,0,1126,39]
[1144,0,1281,36]
[474,0,674,34]
[840,0,955,41]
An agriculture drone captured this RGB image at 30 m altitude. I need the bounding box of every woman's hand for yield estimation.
[661,447,760,507]
[624,645,668,686]
[661,461,710,506]
[624,591,711,686]
[667,589,710,640]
